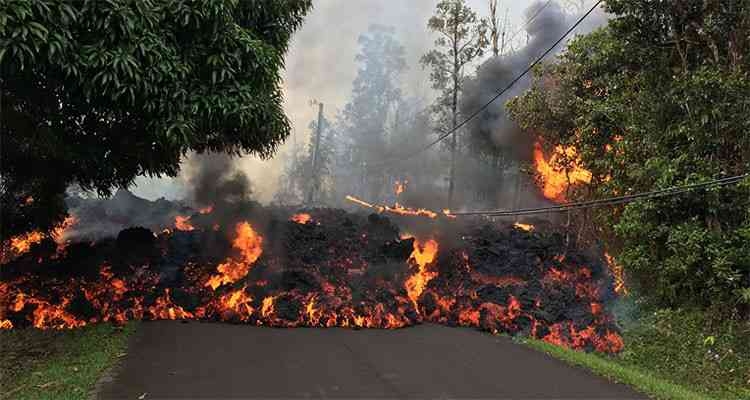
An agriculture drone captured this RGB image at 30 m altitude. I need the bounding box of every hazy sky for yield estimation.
[132,0,592,203]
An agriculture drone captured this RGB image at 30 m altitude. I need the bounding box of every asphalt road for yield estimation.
[96,321,646,399]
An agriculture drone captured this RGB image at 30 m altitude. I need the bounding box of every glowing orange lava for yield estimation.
[604,252,628,295]
[199,205,214,214]
[291,213,312,224]
[9,231,44,254]
[533,141,592,202]
[205,222,263,290]
[404,239,439,309]
[394,180,407,196]
[513,222,534,232]
[174,215,195,231]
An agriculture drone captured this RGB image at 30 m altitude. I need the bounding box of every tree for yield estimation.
[337,25,407,201]
[0,0,312,237]
[508,0,750,314]
[421,0,488,206]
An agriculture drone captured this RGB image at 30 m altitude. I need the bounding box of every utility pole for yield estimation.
[306,102,324,205]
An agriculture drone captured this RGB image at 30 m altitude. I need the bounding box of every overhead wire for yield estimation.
[448,173,749,217]
[369,0,603,168]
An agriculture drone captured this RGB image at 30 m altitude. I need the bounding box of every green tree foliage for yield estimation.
[421,0,488,204]
[0,0,311,237]
[507,0,750,313]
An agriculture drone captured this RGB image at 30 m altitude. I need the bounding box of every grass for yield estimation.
[519,303,750,400]
[0,323,136,400]
[521,338,713,400]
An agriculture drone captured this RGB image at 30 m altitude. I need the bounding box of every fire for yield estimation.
[533,141,592,202]
[217,286,254,321]
[174,215,195,231]
[291,213,312,224]
[386,204,438,219]
[205,222,263,290]
[199,205,214,214]
[345,195,447,220]
[9,231,44,254]
[604,252,628,295]
[261,296,276,318]
[0,206,625,354]
[148,289,194,320]
[513,222,534,231]
[404,239,439,309]
[394,180,407,196]
[233,222,263,264]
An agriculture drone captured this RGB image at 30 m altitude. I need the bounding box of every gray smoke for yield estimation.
[187,153,254,209]
[462,0,608,159]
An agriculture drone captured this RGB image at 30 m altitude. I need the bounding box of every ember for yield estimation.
[174,215,195,231]
[291,213,312,224]
[0,207,625,353]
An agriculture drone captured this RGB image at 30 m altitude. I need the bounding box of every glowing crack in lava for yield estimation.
[533,141,592,202]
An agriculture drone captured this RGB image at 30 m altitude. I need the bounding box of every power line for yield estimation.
[370,0,603,168]
[449,173,749,217]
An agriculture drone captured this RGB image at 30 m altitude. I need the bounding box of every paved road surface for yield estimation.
[97,321,645,399]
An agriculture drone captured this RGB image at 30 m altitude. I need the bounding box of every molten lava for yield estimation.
[513,222,534,232]
[9,231,44,254]
[291,213,312,224]
[0,207,625,354]
[533,141,592,202]
[205,222,263,290]
[604,252,628,296]
[174,215,195,231]
[404,239,439,309]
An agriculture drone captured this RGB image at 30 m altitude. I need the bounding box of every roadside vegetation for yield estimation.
[507,1,750,398]
[523,302,750,400]
[0,323,135,400]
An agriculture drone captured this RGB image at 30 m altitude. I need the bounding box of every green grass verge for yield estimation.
[519,305,750,400]
[0,323,136,400]
[521,337,713,400]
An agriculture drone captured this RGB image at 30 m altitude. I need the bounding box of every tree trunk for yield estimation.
[449,7,459,207]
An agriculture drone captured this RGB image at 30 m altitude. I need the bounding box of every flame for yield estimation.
[261,296,276,318]
[0,319,12,329]
[394,180,407,196]
[175,215,195,231]
[533,141,592,202]
[345,195,444,220]
[199,205,214,214]
[405,239,439,309]
[345,195,384,213]
[291,213,312,224]
[604,252,628,295]
[513,222,534,231]
[9,231,44,254]
[385,204,438,219]
[148,289,194,320]
[205,222,263,290]
[217,286,254,321]
[233,222,263,264]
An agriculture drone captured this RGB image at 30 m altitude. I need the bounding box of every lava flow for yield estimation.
[1,205,625,354]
